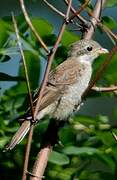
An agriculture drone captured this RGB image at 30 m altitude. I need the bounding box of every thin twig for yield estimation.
[30,1,72,179]
[11,14,34,118]
[64,0,89,26]
[92,85,117,92]
[68,0,90,22]
[19,0,49,53]
[11,13,34,180]
[99,23,117,42]
[43,0,65,17]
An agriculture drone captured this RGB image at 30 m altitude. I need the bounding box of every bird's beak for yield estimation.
[98,48,109,54]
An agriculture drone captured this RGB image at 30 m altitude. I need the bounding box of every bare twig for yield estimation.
[12,13,34,180]
[84,0,106,39]
[92,85,117,92]
[69,0,90,22]
[19,0,49,53]
[98,23,117,42]
[64,0,89,26]
[12,14,34,118]
[43,0,65,17]
[30,1,72,179]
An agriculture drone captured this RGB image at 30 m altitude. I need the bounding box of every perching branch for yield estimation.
[30,1,72,179]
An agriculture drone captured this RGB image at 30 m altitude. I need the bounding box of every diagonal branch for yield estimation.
[33,0,72,120]
[68,0,90,22]
[30,1,72,180]
[64,0,89,26]
[19,0,49,53]
[43,0,65,17]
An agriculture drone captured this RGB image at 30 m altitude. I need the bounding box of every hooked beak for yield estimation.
[98,48,109,54]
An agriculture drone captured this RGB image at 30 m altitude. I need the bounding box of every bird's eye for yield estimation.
[87,46,93,51]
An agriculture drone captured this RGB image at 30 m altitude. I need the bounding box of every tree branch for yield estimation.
[30,1,72,179]
[84,0,106,39]
[92,85,117,92]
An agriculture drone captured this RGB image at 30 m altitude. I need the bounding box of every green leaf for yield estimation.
[93,53,117,85]
[97,131,115,146]
[61,30,80,46]
[106,0,117,7]
[31,17,53,37]
[49,151,70,165]
[102,16,117,29]
[0,72,25,81]
[74,115,97,126]
[19,50,40,90]
[0,137,9,148]
[63,146,98,155]
[103,52,117,84]
[96,154,116,173]
[0,19,11,48]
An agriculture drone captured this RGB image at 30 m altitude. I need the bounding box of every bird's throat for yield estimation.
[78,54,95,64]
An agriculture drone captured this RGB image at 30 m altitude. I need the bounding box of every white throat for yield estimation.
[78,54,95,64]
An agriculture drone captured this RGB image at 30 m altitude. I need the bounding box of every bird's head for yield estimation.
[68,39,108,63]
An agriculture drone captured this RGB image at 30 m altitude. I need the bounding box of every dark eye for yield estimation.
[87,46,93,51]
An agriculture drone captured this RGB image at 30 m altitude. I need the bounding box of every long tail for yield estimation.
[4,120,31,151]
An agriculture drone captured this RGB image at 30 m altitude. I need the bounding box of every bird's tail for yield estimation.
[4,120,31,151]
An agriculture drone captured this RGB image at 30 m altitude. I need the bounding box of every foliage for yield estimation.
[0,4,117,180]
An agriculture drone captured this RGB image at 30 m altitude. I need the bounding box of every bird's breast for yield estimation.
[50,62,92,120]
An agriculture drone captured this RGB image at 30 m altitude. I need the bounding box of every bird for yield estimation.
[5,39,108,151]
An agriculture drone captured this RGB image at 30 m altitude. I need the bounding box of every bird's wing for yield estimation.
[49,58,82,85]
[31,58,82,112]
